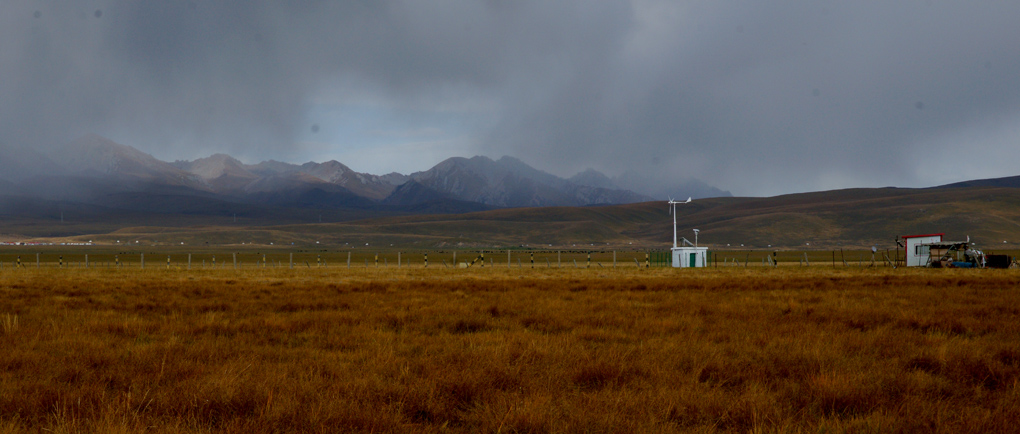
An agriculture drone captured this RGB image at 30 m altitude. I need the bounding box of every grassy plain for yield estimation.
[1,266,1018,433]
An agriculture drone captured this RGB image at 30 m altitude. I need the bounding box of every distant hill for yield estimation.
[5,134,1020,249]
[20,184,1020,250]
[51,134,208,190]
[383,181,494,214]
[937,175,1020,189]
[408,156,651,207]
[1,135,671,214]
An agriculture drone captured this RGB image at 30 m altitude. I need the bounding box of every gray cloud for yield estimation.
[2,1,1018,195]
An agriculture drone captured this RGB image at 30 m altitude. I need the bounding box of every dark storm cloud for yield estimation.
[485,1,1020,194]
[2,1,1018,195]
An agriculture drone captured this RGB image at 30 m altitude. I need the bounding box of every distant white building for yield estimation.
[672,246,708,268]
[902,233,943,267]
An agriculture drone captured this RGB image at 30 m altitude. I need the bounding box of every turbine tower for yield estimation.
[668,197,692,248]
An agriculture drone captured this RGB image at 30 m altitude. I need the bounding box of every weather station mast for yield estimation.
[668,197,691,249]
[668,197,708,268]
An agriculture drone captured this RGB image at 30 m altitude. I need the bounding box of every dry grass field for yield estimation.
[1,265,1018,433]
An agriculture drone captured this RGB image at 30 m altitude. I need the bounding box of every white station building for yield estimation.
[668,198,709,268]
[672,246,708,268]
[901,233,944,267]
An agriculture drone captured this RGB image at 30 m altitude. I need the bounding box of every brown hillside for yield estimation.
[53,186,1020,250]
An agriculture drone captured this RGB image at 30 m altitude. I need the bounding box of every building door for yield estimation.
[689,253,697,268]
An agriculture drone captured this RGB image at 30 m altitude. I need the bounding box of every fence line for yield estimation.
[2,249,964,270]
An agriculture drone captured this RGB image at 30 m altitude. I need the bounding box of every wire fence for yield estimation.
[2,248,1018,271]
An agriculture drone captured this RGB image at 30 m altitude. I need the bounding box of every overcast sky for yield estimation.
[2,1,1018,196]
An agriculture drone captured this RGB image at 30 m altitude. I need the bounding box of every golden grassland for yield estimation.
[1,266,1018,433]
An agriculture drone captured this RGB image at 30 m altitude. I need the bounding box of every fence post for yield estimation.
[613,251,616,268]
[189,254,192,270]
[375,253,379,268]
[508,250,511,267]
[348,252,351,268]
[398,252,401,268]
[531,252,534,268]
[85,254,88,268]
[558,251,561,268]
[290,253,293,269]
[233,252,237,269]
[424,252,428,268]
[140,253,144,269]
[645,253,649,268]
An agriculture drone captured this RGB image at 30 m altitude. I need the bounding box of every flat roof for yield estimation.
[920,241,969,247]
[901,233,944,239]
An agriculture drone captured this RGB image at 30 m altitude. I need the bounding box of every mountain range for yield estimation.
[3,135,1020,248]
[0,134,728,218]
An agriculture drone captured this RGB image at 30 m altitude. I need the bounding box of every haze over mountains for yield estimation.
[0,135,727,217]
[4,135,1020,248]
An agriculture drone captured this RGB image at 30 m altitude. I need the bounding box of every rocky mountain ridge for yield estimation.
[0,135,724,213]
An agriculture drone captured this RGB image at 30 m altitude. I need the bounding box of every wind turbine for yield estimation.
[668,197,692,248]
